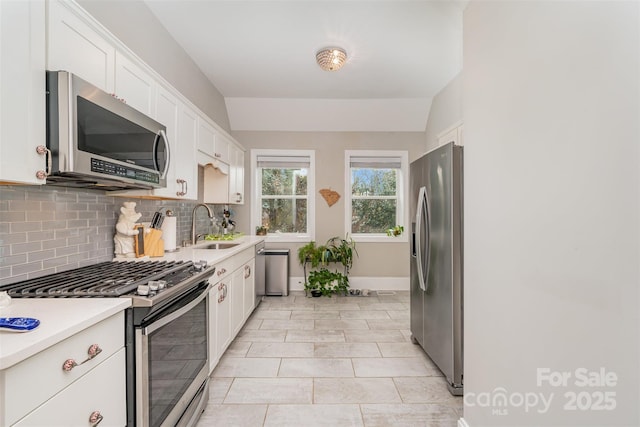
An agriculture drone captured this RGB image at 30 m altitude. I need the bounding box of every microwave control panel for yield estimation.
[91,158,159,184]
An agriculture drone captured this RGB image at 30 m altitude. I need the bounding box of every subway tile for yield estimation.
[0,201,8,211]
[66,202,88,211]
[42,220,68,230]
[67,252,89,263]
[1,232,27,245]
[56,245,79,257]
[54,211,78,220]
[78,211,98,220]
[11,242,42,255]
[28,268,56,278]
[1,273,27,285]
[42,238,69,250]
[28,230,54,242]
[27,249,56,262]
[12,261,43,276]
[25,190,55,201]
[43,256,69,270]
[66,219,88,228]
[0,211,26,222]
[67,235,88,245]
[11,222,41,233]
[0,188,25,200]
[55,228,80,238]
[8,200,40,211]
[1,253,27,266]
[53,192,77,202]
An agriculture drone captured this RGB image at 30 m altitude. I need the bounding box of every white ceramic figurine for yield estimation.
[114,202,142,257]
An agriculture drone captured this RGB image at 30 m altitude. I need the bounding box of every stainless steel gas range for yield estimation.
[0,260,216,427]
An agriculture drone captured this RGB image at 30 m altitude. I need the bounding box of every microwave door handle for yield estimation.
[153,130,170,180]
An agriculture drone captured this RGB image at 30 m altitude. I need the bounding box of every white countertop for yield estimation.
[0,298,131,370]
[124,235,265,265]
[0,237,263,370]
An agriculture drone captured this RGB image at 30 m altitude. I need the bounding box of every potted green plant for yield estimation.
[298,235,357,297]
[386,225,404,237]
[255,225,268,236]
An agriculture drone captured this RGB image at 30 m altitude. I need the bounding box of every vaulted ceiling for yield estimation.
[145,1,465,132]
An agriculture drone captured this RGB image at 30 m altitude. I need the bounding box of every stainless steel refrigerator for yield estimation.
[410,141,463,395]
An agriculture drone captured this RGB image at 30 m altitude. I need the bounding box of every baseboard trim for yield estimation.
[458,417,469,427]
[289,276,409,292]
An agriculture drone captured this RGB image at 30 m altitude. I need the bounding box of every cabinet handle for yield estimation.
[244,265,251,279]
[217,267,227,276]
[176,179,187,196]
[236,192,242,203]
[61,344,103,371]
[89,410,103,426]
[62,358,78,372]
[223,283,228,299]
[35,145,52,180]
[183,180,188,196]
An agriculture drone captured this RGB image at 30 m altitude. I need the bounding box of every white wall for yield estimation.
[77,0,231,132]
[463,1,639,426]
[424,72,463,152]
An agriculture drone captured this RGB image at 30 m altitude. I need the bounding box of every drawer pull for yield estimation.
[87,344,102,359]
[89,410,103,426]
[62,344,103,371]
[62,358,78,372]
[244,265,251,279]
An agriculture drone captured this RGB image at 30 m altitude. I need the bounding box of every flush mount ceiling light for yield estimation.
[316,47,347,71]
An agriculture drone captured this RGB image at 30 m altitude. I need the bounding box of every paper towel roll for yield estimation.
[161,216,177,252]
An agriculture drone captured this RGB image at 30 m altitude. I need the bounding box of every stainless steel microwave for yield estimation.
[45,71,169,190]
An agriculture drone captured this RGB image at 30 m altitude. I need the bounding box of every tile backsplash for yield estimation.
[0,185,229,286]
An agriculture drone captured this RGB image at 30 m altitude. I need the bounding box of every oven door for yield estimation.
[135,281,210,427]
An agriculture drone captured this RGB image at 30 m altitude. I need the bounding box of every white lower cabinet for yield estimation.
[14,349,126,427]
[208,246,259,374]
[1,311,126,426]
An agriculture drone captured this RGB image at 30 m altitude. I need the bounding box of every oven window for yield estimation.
[147,298,207,427]
[76,96,166,173]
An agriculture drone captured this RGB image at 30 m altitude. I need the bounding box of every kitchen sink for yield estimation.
[202,242,240,250]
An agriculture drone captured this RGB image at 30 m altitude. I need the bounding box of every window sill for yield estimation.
[350,234,408,244]
[264,233,314,244]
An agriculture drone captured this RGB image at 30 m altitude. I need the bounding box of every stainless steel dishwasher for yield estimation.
[264,248,290,296]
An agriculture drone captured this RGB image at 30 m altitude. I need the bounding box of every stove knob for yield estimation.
[194,260,208,271]
[137,284,150,296]
[157,280,167,290]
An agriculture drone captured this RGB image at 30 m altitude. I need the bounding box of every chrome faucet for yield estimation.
[191,203,214,245]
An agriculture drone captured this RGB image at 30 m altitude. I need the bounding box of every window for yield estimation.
[251,149,315,242]
[345,150,408,242]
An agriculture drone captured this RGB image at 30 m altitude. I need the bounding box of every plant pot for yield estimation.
[310,290,322,297]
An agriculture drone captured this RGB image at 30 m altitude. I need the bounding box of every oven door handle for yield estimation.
[143,282,210,335]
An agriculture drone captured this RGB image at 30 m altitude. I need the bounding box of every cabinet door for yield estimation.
[14,349,126,427]
[0,0,47,185]
[208,285,218,374]
[114,51,156,116]
[47,0,115,92]
[197,117,216,158]
[230,147,245,205]
[214,133,230,164]
[243,259,255,318]
[231,268,245,335]
[215,279,231,357]
[151,86,180,198]
[177,103,198,199]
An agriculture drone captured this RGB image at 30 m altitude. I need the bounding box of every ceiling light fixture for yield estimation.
[316,47,347,71]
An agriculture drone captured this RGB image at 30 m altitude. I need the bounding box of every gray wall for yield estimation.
[77,0,231,132]
[463,1,639,425]
[232,131,426,280]
[424,72,462,151]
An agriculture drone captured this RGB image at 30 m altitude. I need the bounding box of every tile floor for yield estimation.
[197,290,463,427]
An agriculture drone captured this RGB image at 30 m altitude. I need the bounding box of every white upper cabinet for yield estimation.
[0,0,47,185]
[175,102,198,199]
[114,51,156,116]
[229,145,245,204]
[46,0,115,92]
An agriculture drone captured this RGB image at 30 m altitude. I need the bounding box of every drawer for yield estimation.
[4,312,124,426]
[13,348,126,427]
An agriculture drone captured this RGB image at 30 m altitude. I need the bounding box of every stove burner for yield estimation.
[0,260,195,298]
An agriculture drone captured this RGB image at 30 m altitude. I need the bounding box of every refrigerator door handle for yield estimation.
[415,186,430,292]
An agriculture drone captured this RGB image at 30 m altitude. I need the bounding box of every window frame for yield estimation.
[251,149,315,243]
[344,150,409,243]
